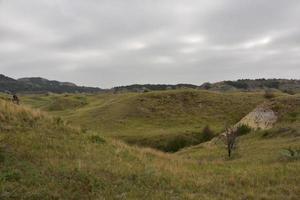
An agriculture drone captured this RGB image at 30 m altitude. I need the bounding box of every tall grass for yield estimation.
[21,90,266,151]
[0,96,300,199]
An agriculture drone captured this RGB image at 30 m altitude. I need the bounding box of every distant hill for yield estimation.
[113,83,199,93]
[199,79,300,93]
[113,79,300,93]
[0,74,103,94]
[1,74,299,94]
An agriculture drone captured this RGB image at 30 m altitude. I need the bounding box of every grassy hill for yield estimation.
[0,93,300,199]
[22,90,266,151]
[0,74,103,94]
[2,74,299,94]
[112,79,300,93]
[0,99,187,199]
[200,79,300,93]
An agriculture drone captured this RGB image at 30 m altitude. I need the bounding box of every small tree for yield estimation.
[201,125,214,142]
[225,126,237,158]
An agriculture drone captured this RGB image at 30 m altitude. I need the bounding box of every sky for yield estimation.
[0,0,300,88]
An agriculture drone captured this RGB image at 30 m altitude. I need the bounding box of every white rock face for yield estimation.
[238,106,277,129]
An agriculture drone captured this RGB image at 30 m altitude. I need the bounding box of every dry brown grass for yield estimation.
[0,94,299,199]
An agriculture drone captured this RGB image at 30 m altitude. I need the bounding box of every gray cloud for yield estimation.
[0,0,299,88]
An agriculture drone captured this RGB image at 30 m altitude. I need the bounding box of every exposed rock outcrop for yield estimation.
[237,105,278,129]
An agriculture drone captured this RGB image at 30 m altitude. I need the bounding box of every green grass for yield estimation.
[21,90,266,151]
[0,95,300,199]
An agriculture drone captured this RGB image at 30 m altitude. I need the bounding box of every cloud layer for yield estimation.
[0,0,299,88]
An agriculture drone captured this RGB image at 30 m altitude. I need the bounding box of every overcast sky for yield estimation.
[0,0,300,88]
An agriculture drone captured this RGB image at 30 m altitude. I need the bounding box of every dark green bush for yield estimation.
[0,149,4,163]
[125,127,214,153]
[129,133,199,153]
[0,170,21,181]
[225,81,249,89]
[89,135,106,144]
[164,138,188,152]
[201,125,214,142]
[236,124,252,136]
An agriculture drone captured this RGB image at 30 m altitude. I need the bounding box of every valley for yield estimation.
[0,89,299,199]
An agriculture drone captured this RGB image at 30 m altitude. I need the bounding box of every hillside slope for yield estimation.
[0,99,189,199]
[1,97,300,199]
[200,79,300,93]
[111,79,300,93]
[236,95,300,130]
[178,94,300,156]
[0,74,103,94]
[22,90,266,151]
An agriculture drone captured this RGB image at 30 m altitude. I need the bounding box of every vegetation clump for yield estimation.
[264,90,275,99]
[235,124,252,136]
[200,125,215,142]
[281,147,300,160]
[89,135,106,144]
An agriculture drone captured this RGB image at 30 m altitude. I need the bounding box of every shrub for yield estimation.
[126,133,200,152]
[80,127,88,134]
[225,81,249,89]
[201,82,212,90]
[264,90,275,99]
[283,89,295,95]
[165,138,188,152]
[54,117,64,126]
[201,125,214,142]
[89,135,106,144]
[0,170,21,181]
[0,148,4,163]
[236,124,252,136]
[280,147,300,160]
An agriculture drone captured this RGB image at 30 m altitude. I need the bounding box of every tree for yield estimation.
[224,126,237,158]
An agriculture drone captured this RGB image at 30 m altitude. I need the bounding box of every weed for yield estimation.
[280,147,300,160]
[0,170,21,182]
[89,135,106,144]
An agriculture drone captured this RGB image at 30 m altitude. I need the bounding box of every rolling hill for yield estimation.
[0,90,299,199]
[21,90,268,151]
[0,74,103,94]
[1,74,299,94]
[113,79,300,93]
[200,79,300,93]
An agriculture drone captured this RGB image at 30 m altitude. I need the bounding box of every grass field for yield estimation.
[0,91,299,199]
[21,90,267,151]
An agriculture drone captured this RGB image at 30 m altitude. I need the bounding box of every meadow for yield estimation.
[0,90,299,199]
[21,90,266,151]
